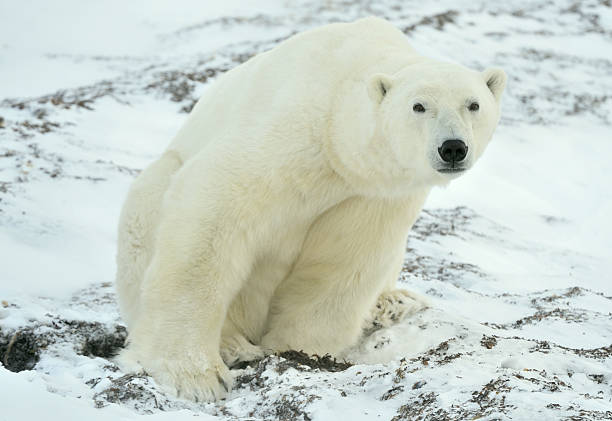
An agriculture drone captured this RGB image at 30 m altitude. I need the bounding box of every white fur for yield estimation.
[115,17,506,402]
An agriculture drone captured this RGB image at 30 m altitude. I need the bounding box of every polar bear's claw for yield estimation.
[116,347,232,402]
[167,363,232,402]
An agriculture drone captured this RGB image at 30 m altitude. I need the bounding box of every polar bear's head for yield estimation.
[364,62,506,191]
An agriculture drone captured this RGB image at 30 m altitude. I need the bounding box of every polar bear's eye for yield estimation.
[468,102,480,112]
[413,103,426,113]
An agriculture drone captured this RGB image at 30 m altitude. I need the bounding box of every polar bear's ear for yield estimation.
[483,68,507,102]
[367,73,393,104]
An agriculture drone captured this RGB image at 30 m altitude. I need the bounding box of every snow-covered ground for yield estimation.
[1,0,611,419]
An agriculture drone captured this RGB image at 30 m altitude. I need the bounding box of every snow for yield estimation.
[1,0,611,419]
[0,369,220,421]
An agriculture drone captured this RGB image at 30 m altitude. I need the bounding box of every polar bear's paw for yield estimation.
[166,363,232,402]
[116,348,232,402]
[366,289,430,332]
[220,333,265,367]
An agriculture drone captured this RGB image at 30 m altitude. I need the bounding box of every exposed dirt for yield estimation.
[480,335,497,349]
[0,319,127,373]
[403,10,459,33]
[0,328,40,372]
[236,350,353,390]
[93,373,170,413]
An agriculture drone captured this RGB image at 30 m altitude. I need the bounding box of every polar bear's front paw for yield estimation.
[220,333,265,367]
[116,348,232,402]
[166,363,232,402]
[366,289,430,332]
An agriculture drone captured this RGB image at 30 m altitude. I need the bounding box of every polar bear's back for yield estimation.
[169,17,417,159]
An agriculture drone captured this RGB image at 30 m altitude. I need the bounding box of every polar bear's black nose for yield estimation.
[438,139,468,163]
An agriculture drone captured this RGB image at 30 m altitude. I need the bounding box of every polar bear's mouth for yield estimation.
[437,167,466,174]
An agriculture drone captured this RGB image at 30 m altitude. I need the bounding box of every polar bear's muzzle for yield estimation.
[436,139,469,173]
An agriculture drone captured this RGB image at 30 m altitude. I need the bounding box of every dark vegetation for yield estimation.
[0,320,127,373]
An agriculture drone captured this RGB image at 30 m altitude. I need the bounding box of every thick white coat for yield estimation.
[115,17,506,401]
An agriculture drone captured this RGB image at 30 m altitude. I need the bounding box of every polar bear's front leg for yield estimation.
[118,230,248,401]
[117,166,255,401]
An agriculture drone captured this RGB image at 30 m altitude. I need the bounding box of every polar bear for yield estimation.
[115,17,506,401]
